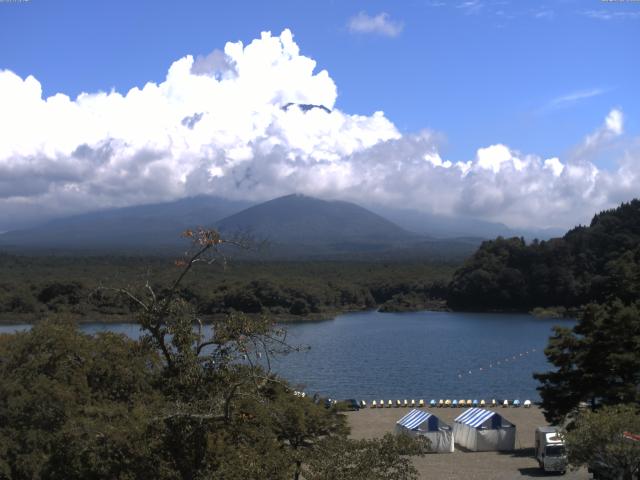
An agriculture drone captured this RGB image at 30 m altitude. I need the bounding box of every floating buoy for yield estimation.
[454,345,542,382]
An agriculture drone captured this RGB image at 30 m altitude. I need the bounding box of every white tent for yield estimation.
[453,408,516,452]
[395,409,454,453]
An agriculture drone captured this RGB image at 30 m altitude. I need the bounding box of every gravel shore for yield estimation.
[346,405,590,479]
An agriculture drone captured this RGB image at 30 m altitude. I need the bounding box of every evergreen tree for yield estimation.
[534,300,640,424]
[448,199,640,311]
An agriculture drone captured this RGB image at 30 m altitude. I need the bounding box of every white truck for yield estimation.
[535,426,568,474]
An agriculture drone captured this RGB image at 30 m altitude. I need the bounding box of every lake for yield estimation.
[0,310,573,402]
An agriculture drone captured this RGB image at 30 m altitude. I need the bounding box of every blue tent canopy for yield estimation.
[397,409,438,431]
[454,408,508,429]
[396,409,454,452]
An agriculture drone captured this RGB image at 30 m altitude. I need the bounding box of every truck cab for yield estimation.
[535,426,568,474]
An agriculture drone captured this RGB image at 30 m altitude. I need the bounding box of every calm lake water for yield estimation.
[0,310,573,402]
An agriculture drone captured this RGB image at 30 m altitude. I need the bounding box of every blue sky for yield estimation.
[0,0,639,230]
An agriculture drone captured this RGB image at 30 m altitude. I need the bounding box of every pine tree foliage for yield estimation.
[534,300,640,425]
[449,200,640,311]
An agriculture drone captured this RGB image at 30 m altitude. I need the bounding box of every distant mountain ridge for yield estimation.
[369,205,563,240]
[0,193,531,259]
[0,196,252,251]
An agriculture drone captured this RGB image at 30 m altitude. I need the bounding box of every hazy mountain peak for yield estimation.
[215,194,415,246]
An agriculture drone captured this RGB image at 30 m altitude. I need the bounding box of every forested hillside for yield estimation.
[448,200,640,311]
[0,256,453,323]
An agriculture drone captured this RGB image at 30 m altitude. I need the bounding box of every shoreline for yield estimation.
[0,303,450,326]
[0,302,576,326]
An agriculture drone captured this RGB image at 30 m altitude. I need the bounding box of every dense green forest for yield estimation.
[0,254,454,323]
[0,231,428,479]
[448,199,640,312]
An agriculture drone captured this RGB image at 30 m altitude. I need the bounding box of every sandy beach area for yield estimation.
[346,405,590,480]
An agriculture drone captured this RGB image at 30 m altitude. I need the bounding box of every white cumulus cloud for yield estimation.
[605,109,623,135]
[575,108,624,159]
[0,29,638,232]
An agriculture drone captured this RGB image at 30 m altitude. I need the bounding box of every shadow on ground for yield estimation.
[518,467,549,477]
[455,445,473,453]
[500,447,535,458]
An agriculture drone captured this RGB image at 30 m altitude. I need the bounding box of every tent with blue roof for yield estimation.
[453,408,516,451]
[395,409,454,453]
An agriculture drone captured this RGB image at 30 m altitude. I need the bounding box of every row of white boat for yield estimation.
[363,399,532,408]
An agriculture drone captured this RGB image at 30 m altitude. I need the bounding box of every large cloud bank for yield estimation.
[0,29,637,231]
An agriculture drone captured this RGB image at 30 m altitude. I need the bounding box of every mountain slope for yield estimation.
[215,194,418,247]
[0,196,252,251]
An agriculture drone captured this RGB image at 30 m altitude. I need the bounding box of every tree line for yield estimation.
[448,200,640,312]
[0,255,453,323]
